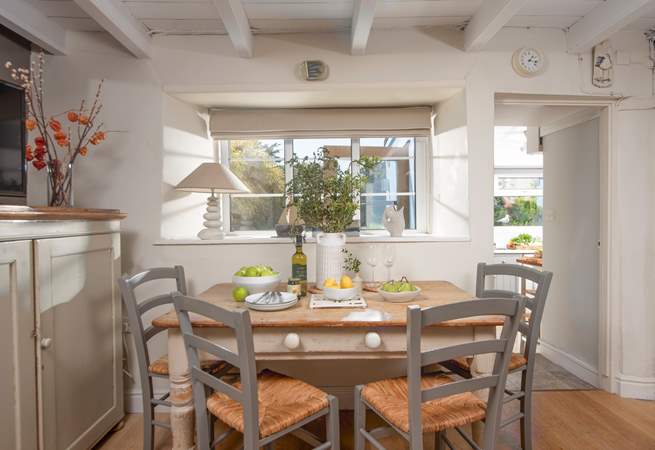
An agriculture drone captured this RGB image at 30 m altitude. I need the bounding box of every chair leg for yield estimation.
[520,370,533,450]
[143,405,154,450]
[353,386,365,450]
[327,395,340,450]
[435,431,445,450]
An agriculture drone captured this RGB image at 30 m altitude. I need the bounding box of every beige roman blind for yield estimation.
[209,106,432,138]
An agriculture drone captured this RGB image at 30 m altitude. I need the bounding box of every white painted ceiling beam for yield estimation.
[211,0,253,58]
[351,0,377,55]
[0,0,67,54]
[566,0,655,53]
[73,0,151,58]
[464,0,528,52]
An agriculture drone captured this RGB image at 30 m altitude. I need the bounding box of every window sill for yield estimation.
[155,233,470,246]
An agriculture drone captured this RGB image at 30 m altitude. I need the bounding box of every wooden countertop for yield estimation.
[152,281,505,329]
[517,257,543,267]
[0,206,126,221]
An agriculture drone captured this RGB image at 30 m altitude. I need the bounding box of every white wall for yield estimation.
[30,27,655,404]
[541,118,600,386]
[614,105,655,399]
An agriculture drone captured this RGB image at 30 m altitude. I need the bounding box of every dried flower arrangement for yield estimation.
[4,52,108,207]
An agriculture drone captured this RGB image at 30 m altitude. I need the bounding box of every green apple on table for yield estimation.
[380,278,418,293]
[234,264,278,277]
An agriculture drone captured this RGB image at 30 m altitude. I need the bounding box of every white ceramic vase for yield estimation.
[316,232,346,288]
[383,205,405,237]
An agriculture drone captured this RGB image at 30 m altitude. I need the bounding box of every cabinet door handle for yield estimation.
[283,333,300,350]
[40,337,53,349]
[365,332,382,349]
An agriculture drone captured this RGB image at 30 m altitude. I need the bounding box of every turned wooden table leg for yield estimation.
[169,329,196,450]
[470,326,496,444]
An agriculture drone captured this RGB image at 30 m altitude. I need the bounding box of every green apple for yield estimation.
[245,267,259,277]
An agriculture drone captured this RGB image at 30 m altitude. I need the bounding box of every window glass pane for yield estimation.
[229,139,285,193]
[363,160,416,194]
[361,194,416,230]
[497,176,543,190]
[361,137,415,158]
[494,196,543,226]
[230,196,285,231]
[293,138,352,172]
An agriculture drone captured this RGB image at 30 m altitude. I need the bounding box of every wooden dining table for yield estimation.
[152,280,504,449]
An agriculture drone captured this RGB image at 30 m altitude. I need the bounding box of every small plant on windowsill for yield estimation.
[285,147,379,233]
[342,248,363,295]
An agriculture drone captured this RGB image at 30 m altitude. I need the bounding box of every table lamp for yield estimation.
[176,162,250,239]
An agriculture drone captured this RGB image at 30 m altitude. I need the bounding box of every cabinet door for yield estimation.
[0,240,37,450]
[35,234,123,450]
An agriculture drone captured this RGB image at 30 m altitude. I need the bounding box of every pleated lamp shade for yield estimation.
[176,162,250,194]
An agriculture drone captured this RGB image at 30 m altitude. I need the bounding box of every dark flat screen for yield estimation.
[0,81,26,196]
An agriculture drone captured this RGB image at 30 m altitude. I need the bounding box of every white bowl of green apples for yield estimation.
[378,277,421,303]
[232,265,281,294]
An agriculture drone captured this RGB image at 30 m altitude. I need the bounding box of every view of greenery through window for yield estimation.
[494,196,543,226]
[227,137,417,232]
[229,139,285,231]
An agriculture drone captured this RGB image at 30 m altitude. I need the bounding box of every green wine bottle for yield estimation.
[291,234,307,296]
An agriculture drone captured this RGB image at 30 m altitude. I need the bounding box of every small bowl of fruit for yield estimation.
[322,275,358,301]
[378,277,421,303]
[232,265,281,294]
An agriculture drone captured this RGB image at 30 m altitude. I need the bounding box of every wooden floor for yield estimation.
[95,390,655,450]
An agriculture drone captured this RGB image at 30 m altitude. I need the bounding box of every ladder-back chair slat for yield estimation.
[184,333,240,368]
[421,376,500,403]
[421,339,508,367]
[420,298,520,326]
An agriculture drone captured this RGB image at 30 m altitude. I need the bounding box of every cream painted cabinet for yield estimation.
[35,233,123,450]
[0,240,38,450]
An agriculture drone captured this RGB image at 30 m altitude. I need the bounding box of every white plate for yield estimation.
[245,292,298,311]
[378,286,422,303]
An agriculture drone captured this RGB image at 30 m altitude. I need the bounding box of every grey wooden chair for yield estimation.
[354,297,526,450]
[443,263,553,450]
[118,267,228,450]
[172,292,340,450]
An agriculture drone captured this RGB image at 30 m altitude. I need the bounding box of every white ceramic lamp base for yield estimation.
[198,193,225,240]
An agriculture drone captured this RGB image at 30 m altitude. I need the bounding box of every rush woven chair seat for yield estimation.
[172,293,340,450]
[148,355,226,376]
[441,263,553,450]
[207,369,330,438]
[451,354,527,373]
[118,266,230,450]
[361,374,486,433]
[354,298,527,450]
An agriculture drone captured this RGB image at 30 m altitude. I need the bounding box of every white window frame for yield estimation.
[218,136,431,235]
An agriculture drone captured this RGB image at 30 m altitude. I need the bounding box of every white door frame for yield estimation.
[494,93,618,393]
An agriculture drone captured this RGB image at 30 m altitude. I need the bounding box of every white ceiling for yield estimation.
[25,0,655,36]
[494,103,602,127]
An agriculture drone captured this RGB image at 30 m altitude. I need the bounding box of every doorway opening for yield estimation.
[493,98,611,391]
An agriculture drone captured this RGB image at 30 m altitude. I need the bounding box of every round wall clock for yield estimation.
[512,47,546,77]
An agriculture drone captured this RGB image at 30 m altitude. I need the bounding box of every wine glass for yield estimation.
[366,244,378,284]
[383,244,395,281]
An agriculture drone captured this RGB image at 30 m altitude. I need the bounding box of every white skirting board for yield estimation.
[538,340,600,388]
[614,374,655,400]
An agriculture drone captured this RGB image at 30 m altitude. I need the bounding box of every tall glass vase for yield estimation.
[47,160,74,208]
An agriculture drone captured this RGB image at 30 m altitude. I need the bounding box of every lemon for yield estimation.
[323,277,338,288]
[340,275,353,289]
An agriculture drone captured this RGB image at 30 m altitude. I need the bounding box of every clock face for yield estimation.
[512,48,545,77]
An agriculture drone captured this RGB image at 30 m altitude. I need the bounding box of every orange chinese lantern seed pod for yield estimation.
[54,130,66,140]
[25,118,36,131]
[49,118,62,132]
[79,115,89,125]
[34,136,45,148]
[67,111,79,122]
[25,144,33,161]
[79,146,88,156]
[33,160,46,170]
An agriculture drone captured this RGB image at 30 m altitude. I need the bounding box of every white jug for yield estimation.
[383,205,405,237]
[316,232,347,288]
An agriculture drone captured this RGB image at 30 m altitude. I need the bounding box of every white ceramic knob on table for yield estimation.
[365,332,382,349]
[284,333,301,350]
